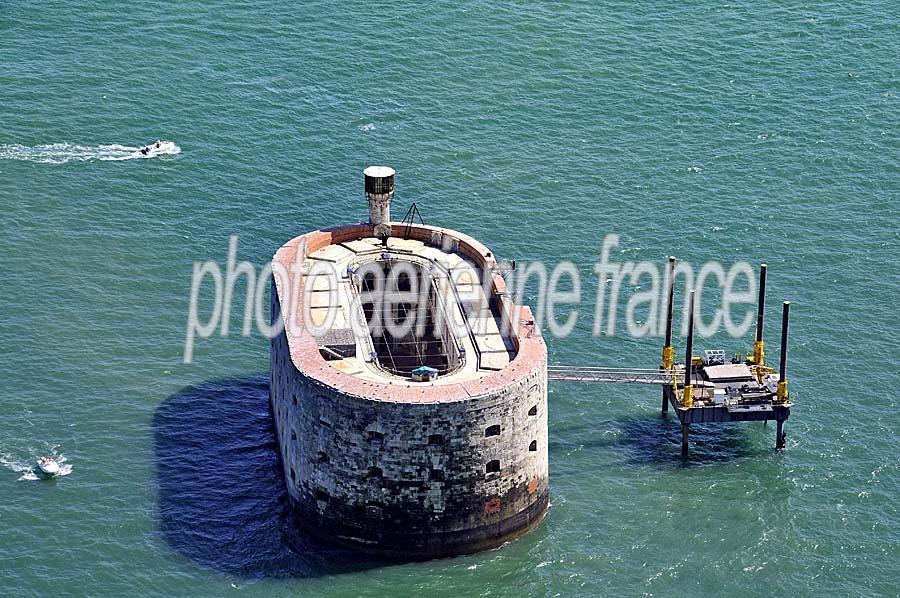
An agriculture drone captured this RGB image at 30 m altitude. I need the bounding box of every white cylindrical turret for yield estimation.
[364,166,394,238]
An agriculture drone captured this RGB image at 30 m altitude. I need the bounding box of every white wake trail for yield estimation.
[0,142,181,164]
[0,452,40,481]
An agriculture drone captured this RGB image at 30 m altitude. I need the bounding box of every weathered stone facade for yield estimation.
[269,223,548,559]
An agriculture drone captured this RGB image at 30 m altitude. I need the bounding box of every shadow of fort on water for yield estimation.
[153,374,389,579]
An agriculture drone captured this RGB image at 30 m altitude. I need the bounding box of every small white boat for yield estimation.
[37,456,60,476]
[138,139,176,157]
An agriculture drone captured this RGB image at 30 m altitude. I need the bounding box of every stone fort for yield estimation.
[269,167,548,558]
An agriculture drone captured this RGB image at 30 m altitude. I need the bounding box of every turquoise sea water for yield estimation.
[1,2,898,595]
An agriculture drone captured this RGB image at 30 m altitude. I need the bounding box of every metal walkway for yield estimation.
[547,365,674,385]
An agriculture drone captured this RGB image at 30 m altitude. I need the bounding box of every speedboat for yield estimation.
[138,139,176,157]
[37,456,60,476]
